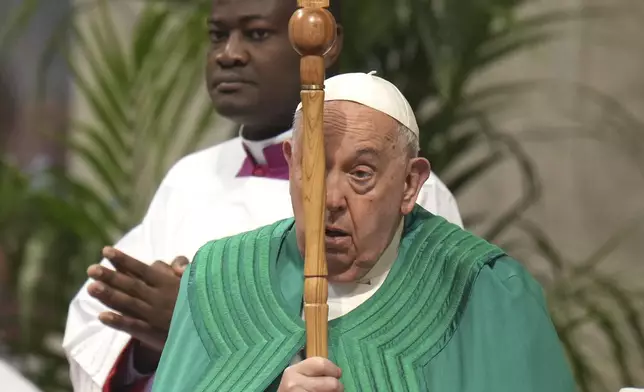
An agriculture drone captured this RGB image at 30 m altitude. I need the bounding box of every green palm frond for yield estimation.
[3,1,218,390]
[63,0,218,231]
[520,213,644,392]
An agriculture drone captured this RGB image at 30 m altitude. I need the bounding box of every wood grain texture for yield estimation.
[289,0,336,359]
[301,90,328,358]
[304,278,329,358]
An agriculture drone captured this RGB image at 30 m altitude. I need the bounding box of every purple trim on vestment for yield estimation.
[236,142,289,180]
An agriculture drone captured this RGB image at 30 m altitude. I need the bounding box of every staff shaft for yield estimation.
[288,0,337,358]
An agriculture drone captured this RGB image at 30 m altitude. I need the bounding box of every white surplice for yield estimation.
[62,131,463,392]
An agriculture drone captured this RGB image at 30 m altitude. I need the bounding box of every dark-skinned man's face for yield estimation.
[206,0,302,132]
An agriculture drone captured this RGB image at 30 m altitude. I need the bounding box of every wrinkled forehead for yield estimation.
[321,101,398,141]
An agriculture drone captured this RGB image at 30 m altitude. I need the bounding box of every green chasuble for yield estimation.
[152,206,576,392]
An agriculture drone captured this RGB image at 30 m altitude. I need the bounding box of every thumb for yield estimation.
[170,256,189,276]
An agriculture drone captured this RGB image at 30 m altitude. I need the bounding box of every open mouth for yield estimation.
[325,227,349,237]
[324,227,351,250]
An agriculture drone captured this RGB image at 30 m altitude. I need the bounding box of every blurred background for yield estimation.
[1,0,643,391]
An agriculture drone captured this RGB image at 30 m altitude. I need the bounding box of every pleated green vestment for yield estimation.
[152,206,576,392]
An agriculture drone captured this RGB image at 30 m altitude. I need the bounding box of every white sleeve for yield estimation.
[62,184,172,392]
[62,225,149,392]
[416,173,464,228]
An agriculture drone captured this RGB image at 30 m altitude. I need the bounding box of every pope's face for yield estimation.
[285,101,430,282]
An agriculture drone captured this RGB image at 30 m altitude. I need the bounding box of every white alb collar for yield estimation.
[358,220,404,285]
[327,220,404,298]
[239,127,293,165]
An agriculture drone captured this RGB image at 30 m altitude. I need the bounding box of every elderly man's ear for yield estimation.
[401,158,431,215]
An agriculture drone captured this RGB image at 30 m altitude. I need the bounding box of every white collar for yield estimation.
[357,220,404,285]
[359,219,404,284]
[239,127,293,165]
[328,219,404,300]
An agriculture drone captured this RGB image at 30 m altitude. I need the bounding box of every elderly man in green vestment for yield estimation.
[152,72,576,392]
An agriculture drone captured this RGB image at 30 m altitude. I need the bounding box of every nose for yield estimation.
[215,31,249,68]
[325,173,347,215]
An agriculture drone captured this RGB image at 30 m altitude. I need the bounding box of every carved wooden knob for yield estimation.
[289,8,337,57]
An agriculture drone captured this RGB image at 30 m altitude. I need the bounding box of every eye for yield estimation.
[208,29,228,43]
[246,29,270,41]
[350,167,374,182]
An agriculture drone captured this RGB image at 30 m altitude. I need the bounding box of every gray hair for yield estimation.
[397,123,420,157]
[292,110,419,158]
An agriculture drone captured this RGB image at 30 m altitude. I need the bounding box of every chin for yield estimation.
[326,253,359,280]
[328,267,364,283]
[211,93,257,121]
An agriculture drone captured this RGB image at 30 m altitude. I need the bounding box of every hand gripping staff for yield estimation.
[288,0,337,359]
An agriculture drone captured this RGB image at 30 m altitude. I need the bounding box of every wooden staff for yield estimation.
[288,0,337,358]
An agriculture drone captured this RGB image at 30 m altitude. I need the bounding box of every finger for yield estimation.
[146,260,181,287]
[170,256,189,277]
[281,384,307,392]
[103,246,150,279]
[88,281,152,319]
[300,376,344,392]
[279,371,310,392]
[87,264,152,300]
[296,357,342,378]
[98,312,165,353]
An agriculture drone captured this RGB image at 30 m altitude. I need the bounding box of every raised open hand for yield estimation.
[87,247,189,353]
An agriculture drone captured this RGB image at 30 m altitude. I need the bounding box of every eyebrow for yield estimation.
[207,15,266,25]
[354,147,380,158]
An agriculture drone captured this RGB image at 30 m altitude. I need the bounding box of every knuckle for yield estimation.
[311,356,326,368]
[151,260,173,275]
[132,279,147,297]
[104,288,115,300]
[151,260,165,268]
[145,261,166,280]
[92,266,110,281]
[96,289,116,306]
[96,284,111,298]
[113,314,130,329]
[321,378,334,389]
[120,277,141,296]
[127,318,148,333]
[101,269,116,283]
[114,314,129,327]
[134,298,149,313]
[329,379,343,391]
